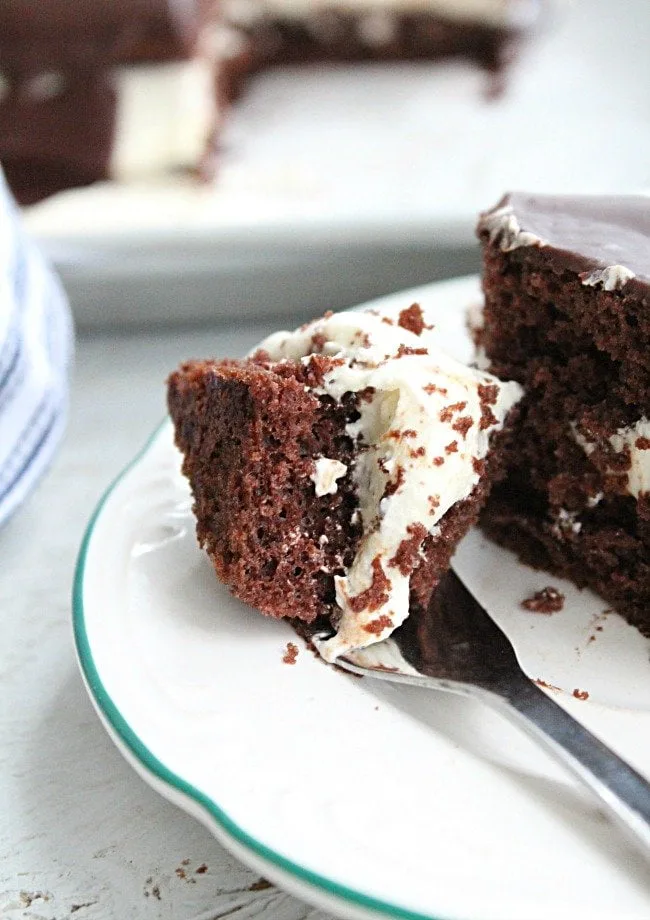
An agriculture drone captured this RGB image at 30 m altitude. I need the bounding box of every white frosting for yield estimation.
[479,204,546,252]
[466,299,485,334]
[580,265,636,292]
[573,418,650,499]
[110,59,217,180]
[552,507,581,539]
[587,490,604,508]
[223,0,540,29]
[311,457,348,495]
[258,306,522,661]
[357,10,399,46]
[466,300,490,369]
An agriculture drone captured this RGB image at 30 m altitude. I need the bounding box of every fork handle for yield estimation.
[486,674,650,856]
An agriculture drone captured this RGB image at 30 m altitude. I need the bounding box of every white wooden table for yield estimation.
[0,324,338,920]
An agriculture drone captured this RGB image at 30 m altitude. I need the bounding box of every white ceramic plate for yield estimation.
[27,0,650,326]
[74,277,650,920]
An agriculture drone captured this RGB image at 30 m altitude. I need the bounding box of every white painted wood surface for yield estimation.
[0,324,338,920]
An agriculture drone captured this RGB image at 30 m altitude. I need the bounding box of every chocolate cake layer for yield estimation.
[168,356,363,624]
[477,192,650,636]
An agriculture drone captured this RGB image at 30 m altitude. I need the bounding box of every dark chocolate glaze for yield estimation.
[485,192,650,285]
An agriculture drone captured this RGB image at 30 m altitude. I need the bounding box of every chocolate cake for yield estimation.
[0,1,219,205]
[217,0,543,104]
[168,303,522,660]
[477,192,650,637]
[2,1,543,205]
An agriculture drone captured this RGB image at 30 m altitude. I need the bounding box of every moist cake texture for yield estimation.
[168,303,522,661]
[477,192,650,636]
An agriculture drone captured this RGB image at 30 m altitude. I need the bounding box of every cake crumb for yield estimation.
[249,878,273,891]
[522,586,565,613]
[389,523,428,575]
[478,383,500,430]
[397,303,432,335]
[452,415,474,438]
[383,465,405,497]
[572,688,589,701]
[195,864,208,874]
[396,344,428,358]
[387,427,416,440]
[349,556,391,613]
[310,331,328,352]
[439,401,467,422]
[424,382,448,396]
[363,614,393,635]
[282,642,299,665]
[472,457,485,476]
[535,678,562,692]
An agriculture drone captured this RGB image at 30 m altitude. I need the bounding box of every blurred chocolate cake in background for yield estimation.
[1,1,545,206]
[0,0,220,204]
[217,0,544,104]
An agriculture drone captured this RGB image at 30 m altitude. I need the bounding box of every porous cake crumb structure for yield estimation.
[478,192,650,636]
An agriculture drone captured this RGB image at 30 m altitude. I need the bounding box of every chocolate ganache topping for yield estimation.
[478,192,650,293]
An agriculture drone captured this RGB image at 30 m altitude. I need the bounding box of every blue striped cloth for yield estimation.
[0,169,73,527]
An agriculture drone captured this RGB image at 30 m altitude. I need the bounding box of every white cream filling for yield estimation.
[258,307,522,661]
[552,507,582,540]
[478,203,547,252]
[223,0,540,30]
[572,418,650,499]
[311,457,348,495]
[580,265,636,292]
[110,58,217,180]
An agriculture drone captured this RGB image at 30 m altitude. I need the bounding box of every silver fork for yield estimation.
[307,569,650,858]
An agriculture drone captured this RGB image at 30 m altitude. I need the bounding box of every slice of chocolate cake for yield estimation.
[168,303,522,661]
[477,192,650,637]
[218,0,544,102]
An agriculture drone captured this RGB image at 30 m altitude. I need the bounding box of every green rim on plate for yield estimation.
[72,420,451,920]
